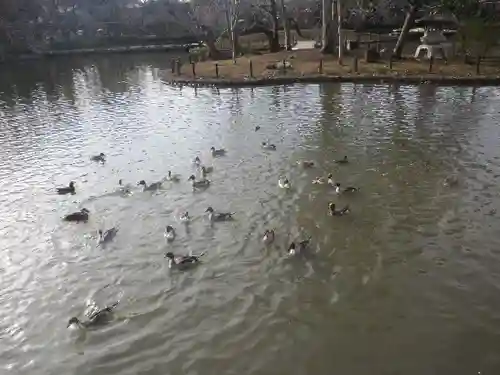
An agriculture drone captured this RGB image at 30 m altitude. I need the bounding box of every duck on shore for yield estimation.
[57,181,76,195]
[67,302,119,330]
[63,208,89,223]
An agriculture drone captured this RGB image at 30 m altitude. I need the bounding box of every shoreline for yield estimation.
[163,74,500,88]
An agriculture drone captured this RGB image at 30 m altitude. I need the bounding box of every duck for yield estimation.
[287,237,311,256]
[90,153,106,163]
[97,227,118,246]
[327,174,335,186]
[328,203,350,216]
[262,142,277,151]
[67,301,118,330]
[211,147,226,157]
[278,177,291,189]
[262,229,275,245]
[297,160,315,168]
[188,175,210,189]
[164,225,176,241]
[255,126,261,131]
[201,166,213,178]
[137,180,162,191]
[205,206,234,222]
[312,177,325,184]
[335,183,359,194]
[335,156,349,164]
[165,251,205,270]
[63,208,89,223]
[180,212,191,223]
[193,156,201,166]
[118,179,132,194]
[57,181,76,195]
[166,171,181,182]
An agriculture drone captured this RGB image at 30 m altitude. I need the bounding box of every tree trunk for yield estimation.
[225,8,236,63]
[269,0,281,52]
[337,0,343,63]
[279,0,292,50]
[392,5,417,59]
[321,0,335,53]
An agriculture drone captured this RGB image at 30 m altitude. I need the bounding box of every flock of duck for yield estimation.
[61,139,358,331]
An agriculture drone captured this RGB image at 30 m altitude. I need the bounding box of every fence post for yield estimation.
[283,59,287,74]
[352,56,358,73]
[188,55,192,64]
[215,63,219,78]
[428,56,434,73]
[319,59,323,74]
[171,59,175,74]
[249,60,253,78]
[175,59,181,76]
[389,55,393,70]
[191,62,196,77]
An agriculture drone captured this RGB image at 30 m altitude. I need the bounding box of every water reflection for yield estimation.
[1,56,500,375]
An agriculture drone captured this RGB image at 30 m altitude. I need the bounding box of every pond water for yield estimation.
[1,54,500,375]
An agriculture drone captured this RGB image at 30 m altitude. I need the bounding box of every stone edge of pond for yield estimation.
[163,74,500,88]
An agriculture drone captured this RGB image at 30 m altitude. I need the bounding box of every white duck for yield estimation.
[278,177,291,189]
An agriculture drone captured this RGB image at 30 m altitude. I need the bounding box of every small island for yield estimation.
[163,47,500,87]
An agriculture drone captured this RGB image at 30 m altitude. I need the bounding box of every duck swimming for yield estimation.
[164,225,176,241]
[335,156,349,164]
[328,203,350,216]
[255,126,261,131]
[193,156,201,166]
[118,179,132,194]
[288,237,311,256]
[98,227,118,244]
[138,180,162,191]
[90,153,106,163]
[201,166,213,178]
[262,142,277,150]
[312,177,325,184]
[98,227,118,246]
[278,177,291,189]
[335,183,359,194]
[188,175,210,189]
[67,301,118,330]
[57,181,76,195]
[327,174,335,186]
[211,147,226,157]
[205,207,234,222]
[180,212,191,223]
[63,208,89,223]
[297,161,315,168]
[262,229,275,245]
[166,171,181,182]
[165,251,205,270]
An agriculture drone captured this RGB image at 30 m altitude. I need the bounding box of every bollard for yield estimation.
[215,63,219,78]
[249,60,253,78]
[428,56,434,73]
[389,55,393,70]
[191,62,196,77]
[352,56,358,73]
[319,59,323,74]
[283,59,287,74]
[170,59,175,74]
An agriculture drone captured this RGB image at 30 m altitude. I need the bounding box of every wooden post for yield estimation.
[476,55,481,74]
[249,60,254,78]
[215,63,219,78]
[170,59,175,73]
[188,55,192,64]
[175,59,181,75]
[283,59,287,74]
[191,62,196,77]
[319,59,323,74]
[428,56,434,73]
[389,55,393,70]
[352,56,358,73]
